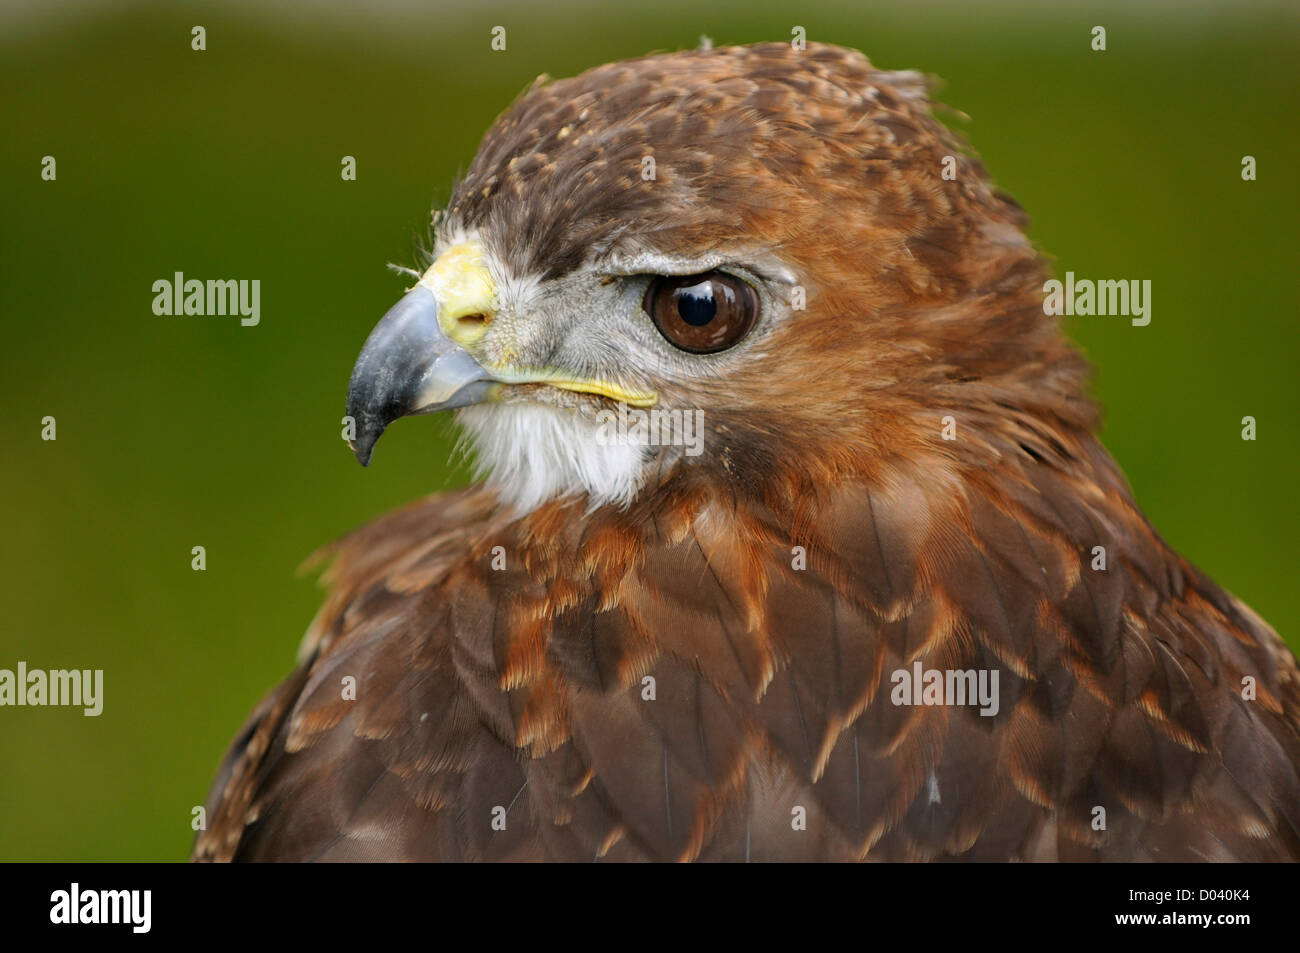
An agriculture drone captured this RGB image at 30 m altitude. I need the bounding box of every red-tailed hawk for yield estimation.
[194,42,1300,861]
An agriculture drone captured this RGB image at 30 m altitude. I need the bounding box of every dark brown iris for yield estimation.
[642,271,760,354]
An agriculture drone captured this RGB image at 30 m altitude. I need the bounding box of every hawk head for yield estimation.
[346,42,1091,512]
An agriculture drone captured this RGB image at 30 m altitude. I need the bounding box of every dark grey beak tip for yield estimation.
[346,408,387,467]
[350,440,374,467]
[344,284,493,469]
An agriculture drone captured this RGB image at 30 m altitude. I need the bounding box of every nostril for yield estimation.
[442,310,493,345]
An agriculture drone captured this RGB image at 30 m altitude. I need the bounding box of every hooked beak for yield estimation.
[346,240,659,467]
[344,285,494,465]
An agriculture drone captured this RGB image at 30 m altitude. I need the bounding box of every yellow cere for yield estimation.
[418,242,497,345]
[420,241,658,407]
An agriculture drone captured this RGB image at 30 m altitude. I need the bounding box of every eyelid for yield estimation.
[598,257,795,288]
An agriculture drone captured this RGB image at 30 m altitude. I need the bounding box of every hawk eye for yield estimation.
[642,271,759,354]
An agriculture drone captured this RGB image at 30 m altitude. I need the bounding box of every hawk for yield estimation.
[194,42,1300,861]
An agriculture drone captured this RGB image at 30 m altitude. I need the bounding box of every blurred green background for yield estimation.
[1,0,1295,860]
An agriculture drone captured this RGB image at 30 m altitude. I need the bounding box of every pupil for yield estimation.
[676,283,716,326]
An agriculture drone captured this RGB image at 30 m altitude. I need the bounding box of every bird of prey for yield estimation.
[194,42,1300,862]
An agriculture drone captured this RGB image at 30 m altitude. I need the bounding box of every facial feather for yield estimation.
[456,403,648,513]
